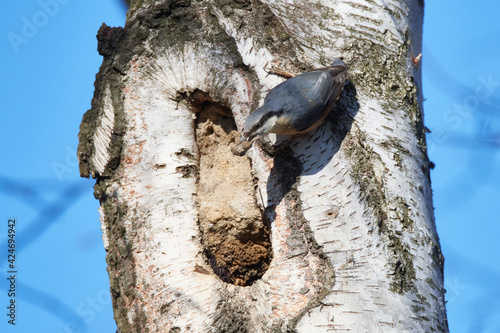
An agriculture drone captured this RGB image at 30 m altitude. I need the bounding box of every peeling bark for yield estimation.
[78,0,448,332]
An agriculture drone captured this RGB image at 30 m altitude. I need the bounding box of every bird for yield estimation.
[240,58,348,144]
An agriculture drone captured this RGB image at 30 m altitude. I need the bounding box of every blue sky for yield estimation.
[1,1,499,332]
[423,1,500,332]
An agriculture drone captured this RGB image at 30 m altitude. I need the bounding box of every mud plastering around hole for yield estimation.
[194,100,272,286]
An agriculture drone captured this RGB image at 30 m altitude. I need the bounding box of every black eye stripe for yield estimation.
[249,109,283,133]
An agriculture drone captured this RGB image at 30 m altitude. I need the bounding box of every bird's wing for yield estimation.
[288,65,348,132]
[309,65,348,106]
[264,64,347,104]
[260,64,348,134]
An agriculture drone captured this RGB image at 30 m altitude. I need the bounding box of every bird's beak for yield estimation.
[240,132,253,143]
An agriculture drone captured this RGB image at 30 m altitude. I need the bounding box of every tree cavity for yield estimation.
[193,98,272,286]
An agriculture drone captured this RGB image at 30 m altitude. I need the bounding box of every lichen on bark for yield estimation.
[344,127,417,294]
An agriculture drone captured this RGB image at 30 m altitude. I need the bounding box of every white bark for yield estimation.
[78,0,447,332]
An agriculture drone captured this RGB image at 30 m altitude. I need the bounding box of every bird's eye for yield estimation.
[250,120,263,134]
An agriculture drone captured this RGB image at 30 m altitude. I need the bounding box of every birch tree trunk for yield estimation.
[78,0,448,331]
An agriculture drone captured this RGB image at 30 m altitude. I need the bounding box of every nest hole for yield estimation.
[193,98,272,286]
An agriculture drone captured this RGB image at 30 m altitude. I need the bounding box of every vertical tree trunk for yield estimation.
[78,0,448,331]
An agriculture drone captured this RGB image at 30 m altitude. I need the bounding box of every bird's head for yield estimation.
[240,105,279,143]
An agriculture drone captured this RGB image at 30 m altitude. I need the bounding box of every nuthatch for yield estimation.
[240,59,348,143]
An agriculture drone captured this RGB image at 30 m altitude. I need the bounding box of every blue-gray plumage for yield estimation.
[241,59,348,143]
